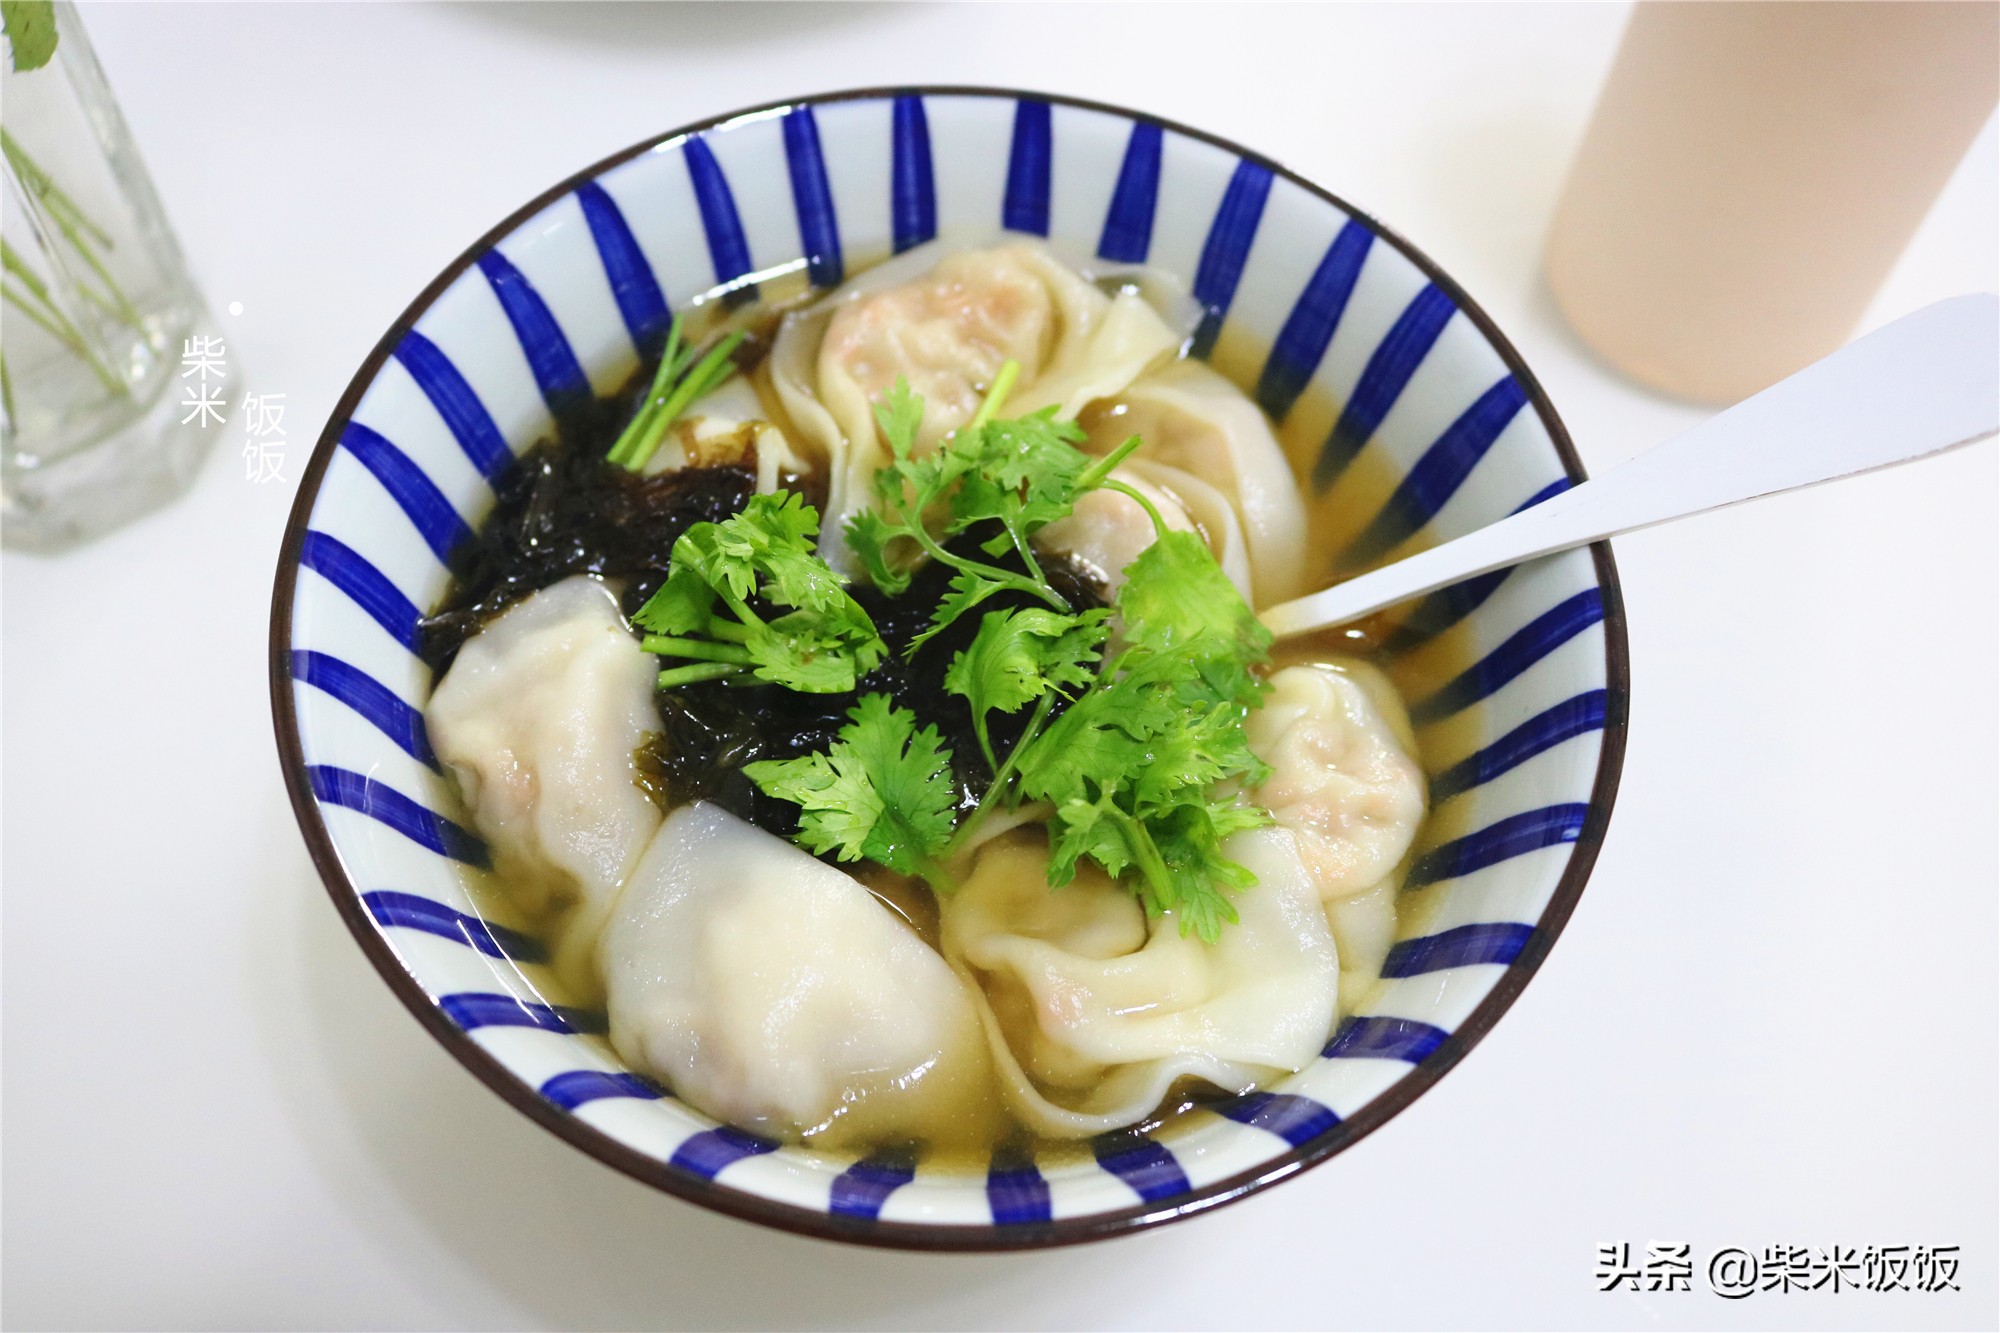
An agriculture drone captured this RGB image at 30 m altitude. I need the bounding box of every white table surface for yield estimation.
[4,4,1994,1330]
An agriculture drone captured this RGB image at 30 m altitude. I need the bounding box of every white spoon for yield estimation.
[1258,292,2000,639]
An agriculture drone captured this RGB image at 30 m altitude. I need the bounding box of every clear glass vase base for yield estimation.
[2,370,222,553]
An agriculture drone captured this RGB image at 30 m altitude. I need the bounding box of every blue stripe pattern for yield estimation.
[890,95,936,255]
[1325,1015,1449,1063]
[540,1070,665,1111]
[1388,568,1513,656]
[338,422,473,564]
[1315,283,1457,490]
[780,107,843,288]
[1412,588,1605,723]
[671,1126,780,1179]
[1431,691,1609,802]
[682,135,755,306]
[1381,478,1572,656]
[1407,804,1590,888]
[1190,160,1273,359]
[307,765,489,867]
[1097,122,1162,263]
[829,1151,919,1220]
[391,331,513,485]
[1256,219,1374,422]
[439,992,607,1034]
[1382,922,1536,977]
[290,650,436,768]
[1092,1133,1190,1204]
[574,180,670,358]
[1346,376,1529,566]
[299,532,422,652]
[987,1149,1052,1224]
[361,890,546,963]
[476,250,590,420]
[1214,1091,1340,1148]
[1002,99,1052,235]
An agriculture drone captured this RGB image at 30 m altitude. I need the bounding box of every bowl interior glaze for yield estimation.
[272,87,1626,1249]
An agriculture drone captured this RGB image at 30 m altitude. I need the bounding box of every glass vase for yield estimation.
[1,1,225,552]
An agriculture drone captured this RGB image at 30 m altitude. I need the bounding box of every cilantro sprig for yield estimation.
[1002,529,1277,940]
[606,312,747,472]
[846,367,1145,652]
[731,368,1275,942]
[742,693,959,883]
[633,491,886,692]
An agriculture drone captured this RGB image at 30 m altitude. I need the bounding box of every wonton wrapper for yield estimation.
[602,802,1004,1151]
[426,577,662,1003]
[1245,662,1428,1014]
[1034,458,1254,605]
[941,827,1338,1138]
[1083,358,1309,607]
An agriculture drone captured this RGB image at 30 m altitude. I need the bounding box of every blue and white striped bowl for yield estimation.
[271,88,1627,1249]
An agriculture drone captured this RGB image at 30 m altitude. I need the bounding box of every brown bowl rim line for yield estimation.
[268,83,1630,1253]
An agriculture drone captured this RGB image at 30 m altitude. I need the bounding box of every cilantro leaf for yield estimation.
[643,490,885,694]
[1001,528,1276,942]
[742,749,882,863]
[844,506,915,596]
[1044,794,1139,888]
[944,607,1108,719]
[872,377,925,462]
[744,608,884,693]
[679,491,822,604]
[1147,802,1264,939]
[844,374,1084,632]
[741,366,1282,941]
[1117,529,1274,710]
[904,567,1018,654]
[744,693,958,879]
[2,1,56,72]
[947,410,1093,538]
[944,606,1109,770]
[632,564,717,637]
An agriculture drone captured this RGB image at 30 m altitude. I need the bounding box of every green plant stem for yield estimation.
[1,130,111,248]
[909,846,958,896]
[1,273,123,395]
[612,329,747,472]
[1103,478,1173,539]
[1074,432,1148,493]
[640,635,751,665]
[1,129,142,332]
[971,711,998,775]
[59,228,140,331]
[716,586,766,630]
[964,359,1020,434]
[946,690,1057,857]
[1118,808,1177,917]
[906,521,1068,612]
[656,662,743,688]
[606,314,688,465]
[1005,527,1042,591]
[705,617,752,642]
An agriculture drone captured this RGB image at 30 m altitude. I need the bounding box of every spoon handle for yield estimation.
[1260,293,2000,639]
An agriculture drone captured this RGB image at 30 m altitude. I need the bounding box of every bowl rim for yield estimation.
[269,84,1630,1252]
